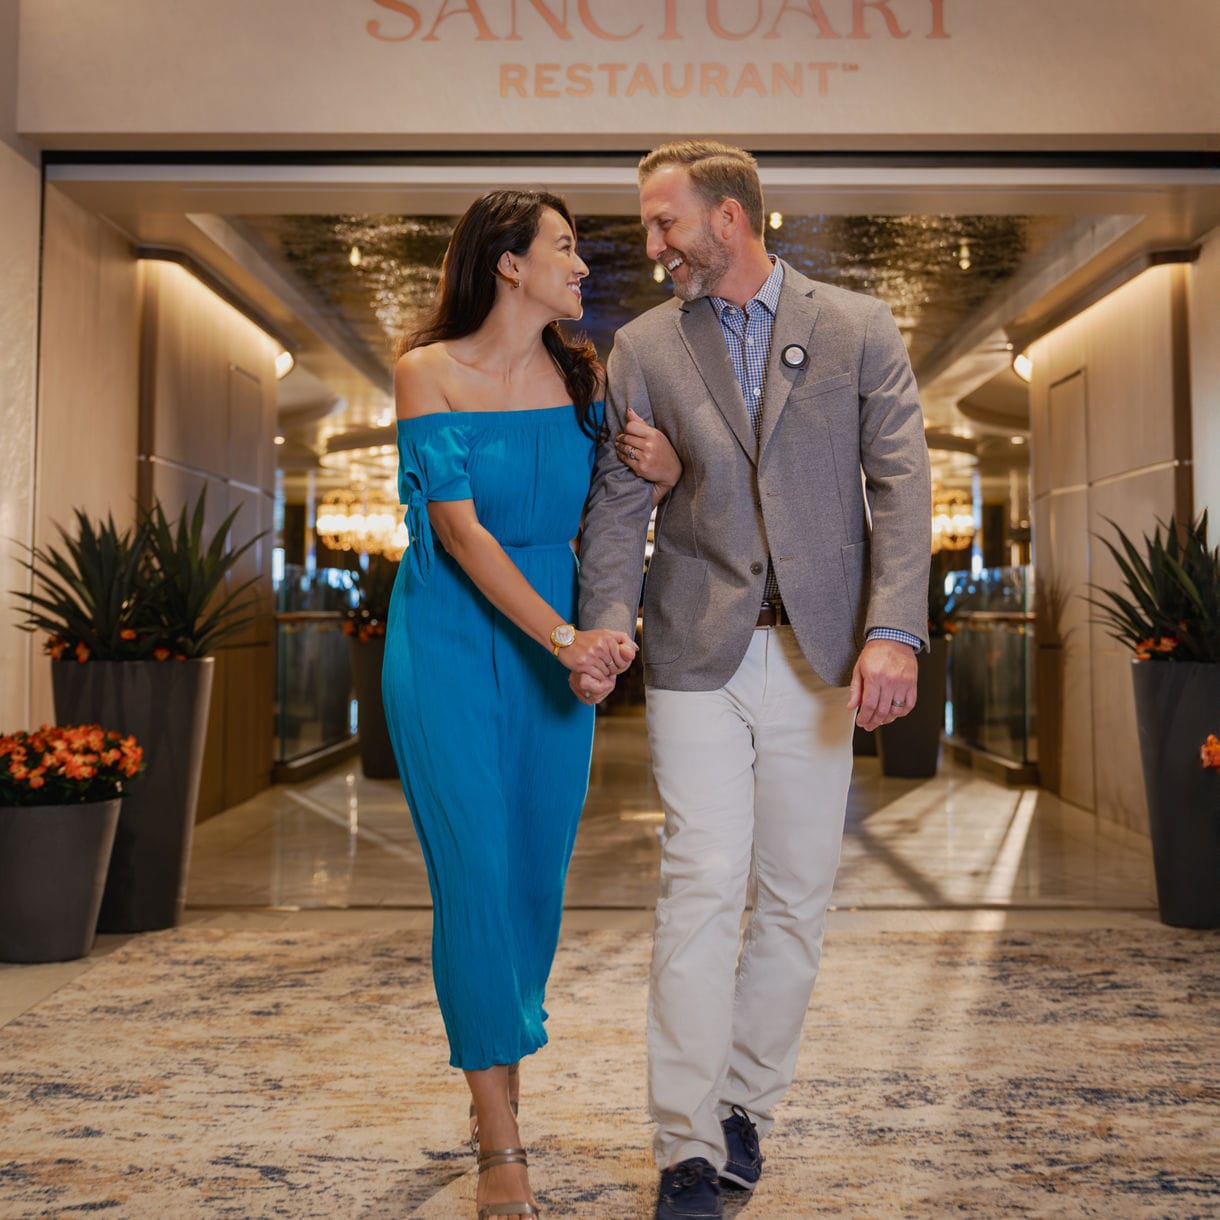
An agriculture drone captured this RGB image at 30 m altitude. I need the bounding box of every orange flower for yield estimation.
[153,647,171,661]
[45,635,68,660]
[1154,636,1179,654]
[28,772,45,789]
[120,628,138,641]
[74,641,90,663]
[1202,734,1220,770]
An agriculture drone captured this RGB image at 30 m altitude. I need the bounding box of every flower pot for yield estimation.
[349,636,398,780]
[877,637,949,779]
[0,798,121,962]
[1130,660,1220,929]
[52,659,214,932]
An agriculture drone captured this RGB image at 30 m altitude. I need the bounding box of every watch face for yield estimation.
[552,623,576,647]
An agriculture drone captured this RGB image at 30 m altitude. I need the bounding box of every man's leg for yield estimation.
[720,626,855,1135]
[645,633,767,1170]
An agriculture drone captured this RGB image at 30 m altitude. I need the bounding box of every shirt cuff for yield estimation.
[866,627,922,652]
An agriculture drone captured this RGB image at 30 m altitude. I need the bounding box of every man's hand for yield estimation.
[847,638,918,731]
[570,670,617,705]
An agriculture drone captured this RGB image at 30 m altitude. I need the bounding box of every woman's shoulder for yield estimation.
[394,343,456,420]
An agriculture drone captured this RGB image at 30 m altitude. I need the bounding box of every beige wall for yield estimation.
[30,186,142,724]
[1189,230,1220,521]
[139,261,278,817]
[1030,264,1193,834]
[0,0,42,731]
[29,213,277,818]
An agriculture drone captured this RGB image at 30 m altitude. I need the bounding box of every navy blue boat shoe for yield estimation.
[655,1157,722,1219]
[720,1106,763,1190]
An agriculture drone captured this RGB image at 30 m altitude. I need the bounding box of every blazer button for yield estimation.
[750,561,763,575]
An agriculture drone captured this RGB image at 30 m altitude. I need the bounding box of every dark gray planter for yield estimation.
[1131,660,1220,929]
[877,637,949,779]
[350,636,398,780]
[0,798,121,962]
[52,659,214,932]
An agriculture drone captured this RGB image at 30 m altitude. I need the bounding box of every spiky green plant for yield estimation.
[12,491,267,662]
[1086,512,1218,662]
[14,511,155,661]
[140,491,265,658]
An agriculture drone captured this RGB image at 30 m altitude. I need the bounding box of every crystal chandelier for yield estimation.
[316,487,408,559]
[931,486,974,554]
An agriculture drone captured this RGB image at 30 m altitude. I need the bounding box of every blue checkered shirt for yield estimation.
[710,258,921,652]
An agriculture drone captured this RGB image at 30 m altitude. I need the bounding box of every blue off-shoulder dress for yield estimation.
[383,404,601,1070]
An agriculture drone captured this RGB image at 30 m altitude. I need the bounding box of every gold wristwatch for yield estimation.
[550,622,576,656]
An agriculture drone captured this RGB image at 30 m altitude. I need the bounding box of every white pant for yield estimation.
[644,626,855,1169]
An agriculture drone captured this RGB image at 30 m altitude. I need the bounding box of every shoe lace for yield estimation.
[728,1105,760,1160]
[670,1160,718,1191]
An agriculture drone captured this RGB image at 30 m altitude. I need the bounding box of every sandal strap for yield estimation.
[478,1147,528,1171]
[477,1205,539,1218]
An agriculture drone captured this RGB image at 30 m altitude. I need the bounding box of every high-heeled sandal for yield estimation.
[469,1063,520,1154]
[476,1147,540,1218]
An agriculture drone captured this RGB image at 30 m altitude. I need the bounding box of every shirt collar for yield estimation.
[710,255,783,320]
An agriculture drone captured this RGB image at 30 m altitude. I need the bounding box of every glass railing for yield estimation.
[273,565,359,766]
[944,565,1036,765]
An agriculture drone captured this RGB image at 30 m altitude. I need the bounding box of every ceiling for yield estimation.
[47,157,1220,501]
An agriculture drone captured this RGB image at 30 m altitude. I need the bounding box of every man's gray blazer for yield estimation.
[579,260,932,692]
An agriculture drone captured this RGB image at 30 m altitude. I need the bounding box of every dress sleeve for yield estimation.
[396,420,473,583]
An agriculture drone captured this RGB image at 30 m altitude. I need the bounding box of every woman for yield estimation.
[383,189,679,1219]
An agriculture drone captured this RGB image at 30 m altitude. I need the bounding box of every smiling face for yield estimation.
[513,206,589,320]
[640,164,733,302]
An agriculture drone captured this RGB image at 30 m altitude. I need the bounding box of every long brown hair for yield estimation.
[399,190,602,437]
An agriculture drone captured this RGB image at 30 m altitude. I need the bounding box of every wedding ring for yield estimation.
[892,698,906,707]
[627,445,638,460]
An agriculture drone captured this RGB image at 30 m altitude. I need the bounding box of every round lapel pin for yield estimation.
[781,344,808,369]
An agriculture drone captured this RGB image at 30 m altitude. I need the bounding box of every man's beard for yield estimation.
[669,222,733,302]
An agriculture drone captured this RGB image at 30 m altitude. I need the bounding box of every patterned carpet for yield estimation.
[0,927,1216,1218]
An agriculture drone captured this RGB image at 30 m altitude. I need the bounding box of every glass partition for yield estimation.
[945,565,1036,765]
[274,565,359,765]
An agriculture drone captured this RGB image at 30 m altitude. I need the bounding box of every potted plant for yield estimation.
[344,556,400,780]
[877,567,957,778]
[0,724,144,962]
[14,490,262,932]
[1088,511,1219,929]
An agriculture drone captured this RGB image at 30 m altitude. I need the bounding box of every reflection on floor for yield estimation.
[187,709,1157,913]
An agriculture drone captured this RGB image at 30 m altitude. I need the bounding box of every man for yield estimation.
[573,141,931,1219]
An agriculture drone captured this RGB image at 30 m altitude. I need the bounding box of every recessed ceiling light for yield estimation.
[274,350,295,379]
[274,435,286,446]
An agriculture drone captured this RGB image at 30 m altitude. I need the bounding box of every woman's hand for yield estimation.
[616,408,683,503]
[557,628,638,680]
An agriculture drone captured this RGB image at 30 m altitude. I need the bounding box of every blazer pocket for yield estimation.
[840,539,869,647]
[641,552,709,665]
[788,370,855,404]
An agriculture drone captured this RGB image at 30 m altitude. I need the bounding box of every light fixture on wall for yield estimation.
[653,263,666,283]
[769,211,784,230]
[931,485,974,554]
[1012,351,1033,382]
[957,239,972,271]
[316,486,407,559]
[348,245,363,268]
[274,349,295,379]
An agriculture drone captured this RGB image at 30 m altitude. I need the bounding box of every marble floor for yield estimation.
[184,708,1157,914]
[2,710,1162,1030]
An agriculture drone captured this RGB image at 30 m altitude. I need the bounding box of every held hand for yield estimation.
[558,628,637,680]
[616,408,683,497]
[847,638,918,731]
[608,631,639,674]
[569,669,616,705]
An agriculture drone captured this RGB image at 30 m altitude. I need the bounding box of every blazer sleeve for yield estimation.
[857,297,933,647]
[577,331,657,637]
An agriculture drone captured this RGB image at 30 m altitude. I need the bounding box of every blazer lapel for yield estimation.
[675,299,758,463]
[758,265,822,462]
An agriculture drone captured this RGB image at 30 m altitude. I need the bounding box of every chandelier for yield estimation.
[931,486,974,554]
[316,487,408,560]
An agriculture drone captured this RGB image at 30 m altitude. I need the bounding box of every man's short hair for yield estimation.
[638,140,765,238]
